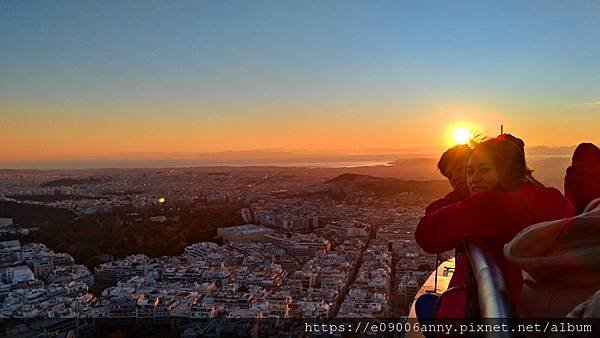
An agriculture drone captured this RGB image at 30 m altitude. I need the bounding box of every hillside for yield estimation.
[324,173,451,201]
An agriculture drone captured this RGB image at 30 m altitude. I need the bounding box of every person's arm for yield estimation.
[424,190,466,215]
[415,191,517,253]
[425,198,445,215]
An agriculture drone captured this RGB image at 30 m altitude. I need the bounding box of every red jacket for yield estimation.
[564,143,600,214]
[415,182,575,318]
[564,161,600,214]
[425,189,470,215]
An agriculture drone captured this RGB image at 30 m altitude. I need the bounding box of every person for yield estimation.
[425,144,472,214]
[564,143,600,214]
[414,134,575,318]
[504,197,600,317]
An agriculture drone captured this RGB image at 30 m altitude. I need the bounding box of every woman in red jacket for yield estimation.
[415,134,575,318]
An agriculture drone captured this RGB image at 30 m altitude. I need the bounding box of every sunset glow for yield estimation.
[444,121,482,147]
[1,1,599,168]
[452,127,473,145]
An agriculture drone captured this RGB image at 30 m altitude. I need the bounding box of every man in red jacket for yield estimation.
[425,144,472,214]
[415,134,575,318]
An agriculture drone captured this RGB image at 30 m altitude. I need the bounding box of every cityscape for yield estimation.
[0,166,453,336]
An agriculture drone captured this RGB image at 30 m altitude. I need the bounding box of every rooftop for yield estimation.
[220,224,272,234]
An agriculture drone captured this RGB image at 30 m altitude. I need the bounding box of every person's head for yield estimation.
[466,134,532,193]
[437,144,472,192]
[571,143,600,165]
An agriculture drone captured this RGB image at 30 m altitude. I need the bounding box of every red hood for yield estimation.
[565,161,600,214]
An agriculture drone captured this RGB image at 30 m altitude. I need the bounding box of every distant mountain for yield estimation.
[324,173,451,200]
[388,157,437,167]
[526,146,575,156]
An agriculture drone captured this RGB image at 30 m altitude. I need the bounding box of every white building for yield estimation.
[0,218,14,228]
[217,224,274,243]
[2,266,35,284]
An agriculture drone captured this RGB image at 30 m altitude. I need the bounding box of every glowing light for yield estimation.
[445,121,480,147]
[452,127,473,145]
[158,197,166,203]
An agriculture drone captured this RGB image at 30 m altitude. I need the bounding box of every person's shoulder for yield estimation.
[425,190,467,214]
[424,199,444,214]
[566,160,600,175]
[518,182,576,215]
[514,182,556,194]
[521,183,566,199]
[512,183,567,206]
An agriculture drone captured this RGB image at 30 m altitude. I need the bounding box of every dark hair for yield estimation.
[437,144,472,179]
[470,134,537,191]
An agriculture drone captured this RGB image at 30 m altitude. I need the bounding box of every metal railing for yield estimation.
[464,238,519,319]
[414,239,520,338]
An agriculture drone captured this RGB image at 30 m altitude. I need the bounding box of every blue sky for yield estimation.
[1,0,599,160]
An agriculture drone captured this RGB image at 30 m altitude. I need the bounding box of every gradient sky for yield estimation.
[1,0,599,162]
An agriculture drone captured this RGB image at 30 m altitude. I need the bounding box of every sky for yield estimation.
[1,0,599,164]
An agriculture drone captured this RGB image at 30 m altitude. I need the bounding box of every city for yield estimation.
[0,166,450,336]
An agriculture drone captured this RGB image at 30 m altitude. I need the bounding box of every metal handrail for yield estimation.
[464,239,519,319]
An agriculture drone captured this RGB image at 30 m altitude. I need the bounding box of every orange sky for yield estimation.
[2,2,599,164]
[2,100,599,162]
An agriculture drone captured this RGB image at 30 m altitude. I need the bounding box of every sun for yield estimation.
[452,127,472,144]
[444,121,482,147]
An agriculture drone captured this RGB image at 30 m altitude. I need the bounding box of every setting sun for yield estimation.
[445,121,480,147]
[452,127,473,145]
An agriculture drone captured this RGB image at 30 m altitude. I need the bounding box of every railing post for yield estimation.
[433,253,438,293]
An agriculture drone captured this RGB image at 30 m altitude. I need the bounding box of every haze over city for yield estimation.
[2,1,599,168]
